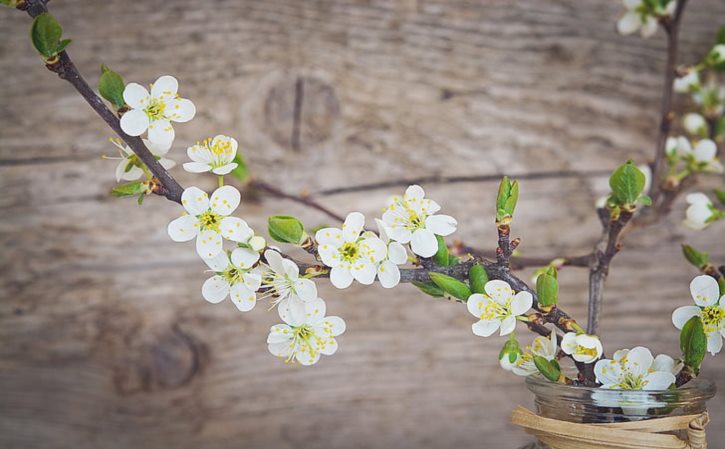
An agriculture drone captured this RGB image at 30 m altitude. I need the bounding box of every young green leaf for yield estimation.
[433,235,450,267]
[682,244,709,268]
[428,272,471,301]
[229,154,250,182]
[680,316,707,374]
[496,176,519,223]
[534,356,561,382]
[30,13,66,59]
[98,65,126,110]
[268,215,305,244]
[469,264,489,294]
[609,160,646,205]
[412,281,445,298]
[111,181,147,198]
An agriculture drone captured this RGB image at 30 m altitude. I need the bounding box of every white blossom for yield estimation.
[593,347,677,415]
[467,280,533,337]
[167,186,253,258]
[381,185,457,258]
[683,113,708,137]
[561,332,603,364]
[711,44,725,64]
[672,275,725,355]
[374,218,408,288]
[105,137,175,182]
[673,70,700,94]
[260,249,318,326]
[683,193,718,230]
[686,139,724,173]
[267,297,346,365]
[120,75,195,148]
[183,134,239,175]
[201,249,262,311]
[617,0,660,38]
[315,212,387,289]
[502,331,558,377]
[665,135,691,159]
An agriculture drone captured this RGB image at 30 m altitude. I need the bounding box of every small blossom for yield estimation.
[686,139,724,173]
[315,212,387,289]
[672,275,725,355]
[201,249,262,311]
[267,297,346,365]
[120,75,196,148]
[167,186,253,258]
[502,330,558,377]
[617,0,660,38]
[561,332,603,363]
[683,113,708,137]
[665,135,691,159]
[260,249,318,326]
[683,193,719,230]
[381,185,457,258]
[709,44,725,65]
[183,134,239,175]
[467,280,533,337]
[105,137,175,182]
[673,69,700,94]
[374,218,408,288]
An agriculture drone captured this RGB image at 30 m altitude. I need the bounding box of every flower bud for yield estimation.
[248,235,266,252]
[268,215,306,244]
[468,264,489,294]
[428,272,472,301]
[683,113,708,138]
[536,266,559,308]
[499,335,522,370]
[533,356,561,382]
[496,176,519,225]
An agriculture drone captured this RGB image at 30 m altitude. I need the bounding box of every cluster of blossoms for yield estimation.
[616,0,676,39]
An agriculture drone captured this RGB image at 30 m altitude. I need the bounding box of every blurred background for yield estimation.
[1,0,725,448]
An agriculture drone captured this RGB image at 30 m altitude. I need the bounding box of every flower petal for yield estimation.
[472,319,500,337]
[231,247,260,269]
[405,185,425,200]
[278,296,306,326]
[410,228,438,257]
[707,331,723,355]
[230,283,256,312]
[315,228,343,245]
[466,293,486,317]
[425,214,457,236]
[211,163,238,175]
[243,272,262,291]
[640,16,658,38]
[694,139,717,162]
[361,236,387,262]
[294,278,318,302]
[296,348,321,365]
[617,11,640,35]
[484,279,514,304]
[267,324,292,344]
[351,262,377,285]
[653,354,676,374]
[387,241,408,265]
[183,162,211,173]
[119,109,149,136]
[210,185,241,216]
[202,275,229,303]
[643,372,675,391]
[187,144,213,164]
[330,266,354,289]
[304,298,327,325]
[203,250,230,272]
[318,243,341,268]
[181,187,210,215]
[561,332,578,355]
[264,249,286,275]
[690,275,720,307]
[150,75,179,100]
[499,315,516,336]
[672,306,701,329]
[377,260,400,288]
[166,98,195,123]
[168,215,199,242]
[220,217,253,243]
[625,346,654,378]
[342,212,365,242]
[147,119,175,148]
[510,291,533,316]
[122,83,150,109]
[324,316,346,337]
[595,359,623,386]
[196,229,223,259]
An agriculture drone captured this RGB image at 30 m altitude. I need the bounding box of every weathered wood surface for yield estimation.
[1,1,725,448]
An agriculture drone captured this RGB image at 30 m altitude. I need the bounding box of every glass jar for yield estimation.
[517,375,716,449]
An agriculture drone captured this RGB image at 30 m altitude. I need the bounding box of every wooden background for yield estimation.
[1,0,725,447]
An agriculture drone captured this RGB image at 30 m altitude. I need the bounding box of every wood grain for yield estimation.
[1,1,724,448]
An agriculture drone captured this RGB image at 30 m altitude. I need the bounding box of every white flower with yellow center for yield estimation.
[593,347,677,415]
[561,333,603,364]
[466,280,533,337]
[502,331,558,377]
[374,218,408,288]
[167,186,253,259]
[267,297,346,365]
[105,137,175,182]
[201,249,262,311]
[183,134,239,175]
[683,193,720,230]
[315,212,387,289]
[381,185,457,258]
[120,75,196,148]
[259,249,318,326]
[673,275,725,355]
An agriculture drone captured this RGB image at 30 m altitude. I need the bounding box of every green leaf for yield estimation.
[536,269,559,308]
[469,264,489,294]
[229,154,250,182]
[609,160,646,205]
[31,13,64,59]
[428,272,471,301]
[496,176,519,223]
[638,194,652,206]
[682,244,709,268]
[447,254,460,266]
[534,356,561,382]
[680,316,707,374]
[268,215,305,244]
[719,278,725,297]
[111,181,147,198]
[433,235,450,266]
[714,189,725,206]
[98,65,126,110]
[412,281,445,298]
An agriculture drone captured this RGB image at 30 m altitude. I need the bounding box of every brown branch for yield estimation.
[20,0,185,204]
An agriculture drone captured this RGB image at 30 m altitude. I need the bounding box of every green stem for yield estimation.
[218,175,224,187]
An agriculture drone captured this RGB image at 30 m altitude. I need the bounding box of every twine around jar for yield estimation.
[511,406,709,449]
